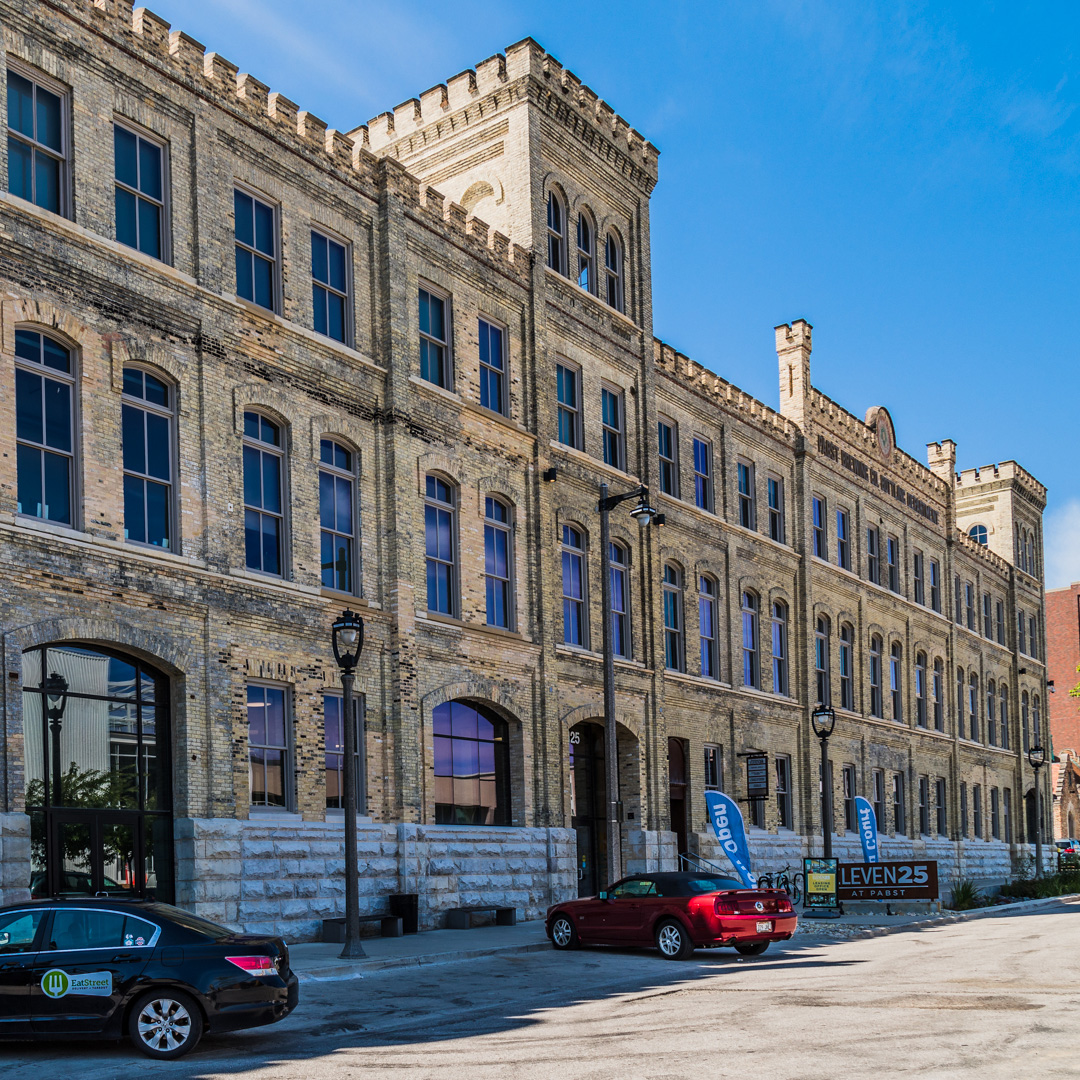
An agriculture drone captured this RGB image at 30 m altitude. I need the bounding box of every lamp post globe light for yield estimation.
[331,609,366,959]
[810,705,837,861]
[1027,743,1046,878]
[44,671,69,808]
[598,483,656,890]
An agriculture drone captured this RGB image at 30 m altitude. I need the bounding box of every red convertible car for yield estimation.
[546,872,797,960]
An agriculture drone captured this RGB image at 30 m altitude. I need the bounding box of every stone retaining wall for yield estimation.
[0,813,30,906]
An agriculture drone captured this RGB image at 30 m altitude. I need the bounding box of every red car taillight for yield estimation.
[715,895,738,915]
[226,955,276,977]
[778,896,793,913]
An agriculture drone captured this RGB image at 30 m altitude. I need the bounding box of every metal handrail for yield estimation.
[678,851,731,875]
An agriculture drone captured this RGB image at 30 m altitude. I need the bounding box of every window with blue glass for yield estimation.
[663,564,685,672]
[700,576,719,679]
[7,68,65,215]
[425,474,456,615]
[601,386,624,470]
[478,319,506,414]
[610,542,630,658]
[311,231,348,343]
[247,683,290,809]
[242,411,284,575]
[693,437,712,511]
[319,439,355,593]
[484,497,511,628]
[419,288,450,388]
[433,700,510,825]
[15,329,73,525]
[562,525,586,647]
[234,189,277,311]
[114,123,164,259]
[556,363,581,448]
[122,367,173,549]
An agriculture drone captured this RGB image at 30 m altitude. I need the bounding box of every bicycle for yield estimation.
[757,864,803,904]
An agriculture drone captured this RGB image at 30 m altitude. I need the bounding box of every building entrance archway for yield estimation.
[22,643,173,901]
[569,722,606,897]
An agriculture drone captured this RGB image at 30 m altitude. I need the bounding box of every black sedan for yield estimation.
[0,898,298,1059]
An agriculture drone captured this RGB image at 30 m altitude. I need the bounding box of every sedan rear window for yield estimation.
[49,909,159,950]
[142,903,234,940]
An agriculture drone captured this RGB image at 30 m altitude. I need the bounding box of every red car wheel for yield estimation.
[655,919,694,960]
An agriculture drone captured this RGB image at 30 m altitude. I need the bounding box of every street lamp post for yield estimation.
[1028,744,1046,878]
[332,609,366,960]
[810,705,837,860]
[598,482,657,890]
[45,672,69,807]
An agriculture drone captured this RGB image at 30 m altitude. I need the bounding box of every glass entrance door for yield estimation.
[50,812,139,898]
[569,722,606,897]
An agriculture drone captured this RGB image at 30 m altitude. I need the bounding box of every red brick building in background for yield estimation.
[1047,582,1080,839]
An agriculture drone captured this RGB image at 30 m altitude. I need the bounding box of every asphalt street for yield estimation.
[5,900,1079,1079]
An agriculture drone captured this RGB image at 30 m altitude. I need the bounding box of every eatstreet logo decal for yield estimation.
[41,969,113,998]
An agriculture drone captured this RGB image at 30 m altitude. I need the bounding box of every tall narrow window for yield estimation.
[995,600,1005,645]
[983,593,993,639]
[657,418,677,496]
[562,525,586,647]
[243,411,284,576]
[1000,684,1010,750]
[484,497,512,629]
[1018,609,1026,654]
[915,652,927,727]
[988,679,1001,745]
[960,782,968,837]
[929,558,941,612]
[968,673,979,742]
[741,591,759,688]
[812,495,827,558]
[887,535,900,593]
[425,475,456,616]
[776,755,792,829]
[576,213,594,292]
[873,769,886,832]
[122,367,173,549]
[605,231,624,312]
[737,461,756,529]
[913,550,924,605]
[843,765,857,832]
[933,658,944,731]
[890,642,903,722]
[601,386,625,470]
[419,287,450,389]
[478,318,506,415]
[918,776,930,835]
[965,582,975,631]
[991,787,1000,840]
[954,575,963,624]
[693,438,713,511]
[7,68,66,214]
[247,684,289,810]
[704,745,721,791]
[839,623,854,710]
[869,635,884,718]
[556,363,581,449]
[663,564,685,672]
[867,527,880,585]
[1022,690,1030,751]
[957,667,965,733]
[700,576,719,679]
[973,784,982,839]
[15,329,74,526]
[771,602,788,695]
[767,476,785,543]
[319,439,356,593]
[836,509,851,570]
[546,189,566,274]
[324,692,361,811]
[815,616,831,705]
[114,123,164,259]
[311,230,349,343]
[234,188,277,311]
[1033,695,1042,745]
[1029,616,1038,661]
[1003,787,1012,843]
[892,772,905,835]
[610,542,630,659]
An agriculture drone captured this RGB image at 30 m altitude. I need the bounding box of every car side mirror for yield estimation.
[0,932,9,946]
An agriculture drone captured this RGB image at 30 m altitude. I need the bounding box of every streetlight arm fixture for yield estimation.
[1028,743,1046,879]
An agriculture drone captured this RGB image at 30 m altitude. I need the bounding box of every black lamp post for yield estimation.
[598,483,656,889]
[45,672,69,807]
[331,609,365,960]
[1028,743,1046,878]
[810,705,837,860]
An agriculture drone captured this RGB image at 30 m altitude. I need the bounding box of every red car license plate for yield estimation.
[756,920,773,933]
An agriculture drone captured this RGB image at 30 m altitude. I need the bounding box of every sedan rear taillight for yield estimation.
[778,896,793,913]
[226,955,276,977]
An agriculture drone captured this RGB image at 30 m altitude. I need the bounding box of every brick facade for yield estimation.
[0,2,1053,935]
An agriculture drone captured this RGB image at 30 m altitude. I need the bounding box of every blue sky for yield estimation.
[165,0,1080,587]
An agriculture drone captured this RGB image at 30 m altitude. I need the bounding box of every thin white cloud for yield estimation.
[1045,499,1080,590]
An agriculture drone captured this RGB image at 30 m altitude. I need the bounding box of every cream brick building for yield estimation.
[0,1,1050,937]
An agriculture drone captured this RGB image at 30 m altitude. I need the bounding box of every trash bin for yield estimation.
[389,893,419,934]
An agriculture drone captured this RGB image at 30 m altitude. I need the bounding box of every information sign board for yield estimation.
[746,754,769,800]
[803,857,839,909]
[836,860,939,901]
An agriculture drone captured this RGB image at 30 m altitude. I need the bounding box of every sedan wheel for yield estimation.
[655,919,694,960]
[129,989,204,1060]
[550,914,579,950]
[735,941,770,957]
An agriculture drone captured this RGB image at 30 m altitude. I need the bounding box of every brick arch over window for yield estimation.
[477,470,523,513]
[416,452,460,495]
[3,299,90,355]
[108,339,187,396]
[231,385,297,437]
[309,415,369,468]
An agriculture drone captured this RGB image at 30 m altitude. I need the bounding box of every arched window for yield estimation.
[1033,695,1042,744]
[577,211,595,293]
[999,683,1010,750]
[968,524,988,545]
[484,496,512,629]
[839,623,854,710]
[562,525,586,647]
[610,541,630,658]
[957,666,965,731]
[424,474,456,616]
[663,564,684,672]
[243,410,285,575]
[915,652,927,727]
[320,438,357,593]
[123,367,174,550]
[890,642,903,722]
[15,329,75,526]
[869,635,883,718]
[815,616,831,705]
[987,679,997,745]
[1022,690,1030,751]
[933,658,944,731]
[968,673,979,741]
[741,591,759,688]
[605,232,624,312]
[546,189,566,274]
[699,575,719,679]
[772,601,789,695]
[433,700,510,826]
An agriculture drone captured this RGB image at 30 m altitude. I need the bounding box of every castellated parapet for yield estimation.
[956,461,1047,508]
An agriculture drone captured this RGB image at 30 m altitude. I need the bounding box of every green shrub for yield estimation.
[999,872,1080,901]
[948,878,982,910]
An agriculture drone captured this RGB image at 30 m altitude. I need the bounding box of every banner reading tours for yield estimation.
[854,796,880,864]
[704,791,757,888]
